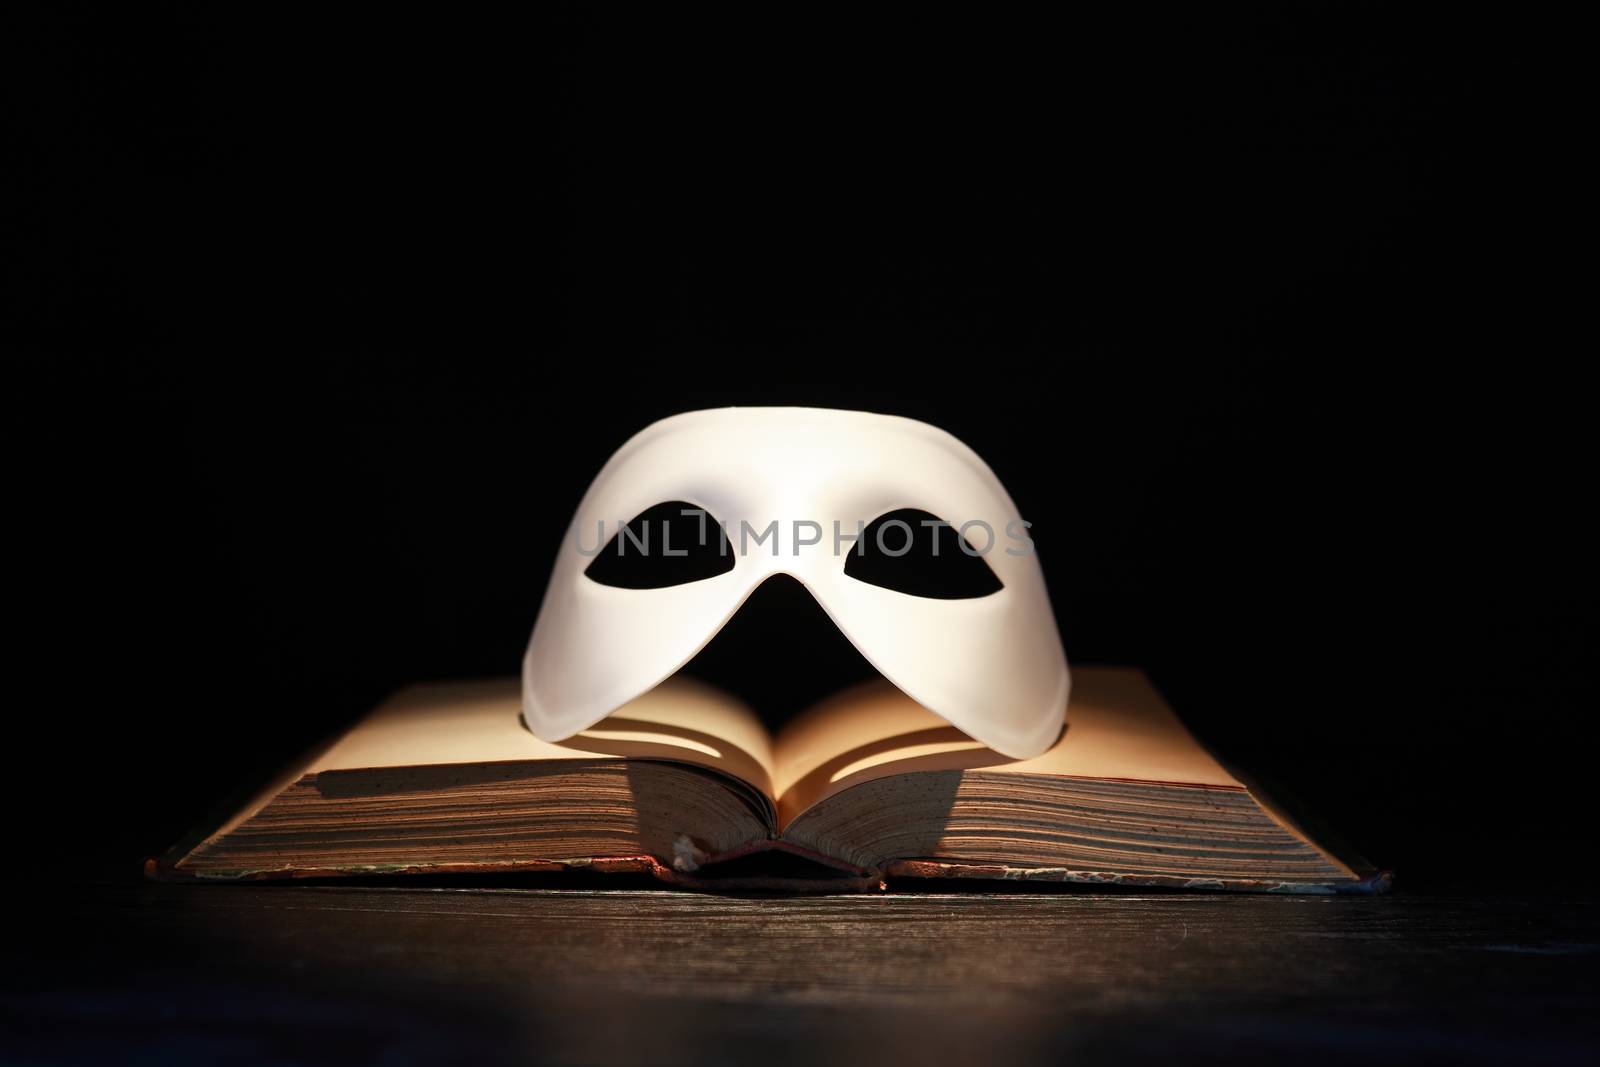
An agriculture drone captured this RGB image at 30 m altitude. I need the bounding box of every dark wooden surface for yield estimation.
[5,878,1598,1065]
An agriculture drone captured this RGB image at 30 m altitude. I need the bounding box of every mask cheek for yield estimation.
[522,570,748,743]
[813,578,1068,760]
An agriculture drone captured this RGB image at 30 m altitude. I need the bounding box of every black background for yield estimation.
[8,7,1585,890]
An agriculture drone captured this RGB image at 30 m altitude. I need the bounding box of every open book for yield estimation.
[150,668,1387,893]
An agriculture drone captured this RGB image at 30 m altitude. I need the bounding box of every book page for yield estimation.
[773,666,1241,826]
[311,675,777,798]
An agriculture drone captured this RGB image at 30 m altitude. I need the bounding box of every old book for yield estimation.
[149,667,1388,893]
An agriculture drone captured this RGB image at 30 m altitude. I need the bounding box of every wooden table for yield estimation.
[6,878,1598,1065]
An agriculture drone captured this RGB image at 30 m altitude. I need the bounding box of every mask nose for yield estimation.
[733,517,850,575]
[676,573,881,727]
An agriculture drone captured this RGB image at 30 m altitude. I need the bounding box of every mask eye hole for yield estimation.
[843,509,1003,599]
[583,502,735,589]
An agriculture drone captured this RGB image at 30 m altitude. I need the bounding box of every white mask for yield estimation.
[522,407,1070,758]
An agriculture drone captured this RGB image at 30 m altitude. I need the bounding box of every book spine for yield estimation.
[145,853,1390,895]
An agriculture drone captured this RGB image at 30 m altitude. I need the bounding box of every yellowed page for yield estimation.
[198,675,775,847]
[311,675,775,798]
[774,666,1240,825]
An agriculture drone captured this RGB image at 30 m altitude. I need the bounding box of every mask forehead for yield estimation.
[580,409,1022,540]
[526,407,1069,758]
